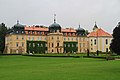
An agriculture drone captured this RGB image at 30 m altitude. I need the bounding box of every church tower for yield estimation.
[93,21,98,31]
[47,14,63,53]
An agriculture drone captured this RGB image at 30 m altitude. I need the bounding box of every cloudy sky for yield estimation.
[0,0,120,33]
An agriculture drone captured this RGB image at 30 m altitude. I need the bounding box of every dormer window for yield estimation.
[22,31,24,34]
[16,31,18,33]
[40,32,42,35]
[32,31,34,34]
[28,31,31,34]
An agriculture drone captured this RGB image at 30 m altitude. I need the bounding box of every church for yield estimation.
[4,16,112,54]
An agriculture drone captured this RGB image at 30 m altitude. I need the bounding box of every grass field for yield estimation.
[0,55,120,80]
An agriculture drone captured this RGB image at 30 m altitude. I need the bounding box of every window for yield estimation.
[22,31,24,34]
[52,37,53,40]
[52,43,54,47]
[38,37,40,40]
[91,48,93,50]
[57,37,59,40]
[63,33,66,36]
[45,37,46,40]
[40,44,43,47]
[94,39,96,45]
[32,31,34,34]
[16,36,19,40]
[22,42,24,47]
[52,49,54,52]
[91,39,92,42]
[68,33,71,36]
[38,43,40,47]
[28,37,30,40]
[80,43,83,47]
[64,38,66,41]
[68,44,70,47]
[76,38,78,40]
[76,44,78,47]
[33,43,35,47]
[81,38,83,41]
[68,38,70,41]
[49,43,50,47]
[106,39,108,45]
[106,48,108,52]
[57,43,59,47]
[28,31,31,34]
[37,31,39,34]
[72,38,73,41]
[45,44,47,47]
[91,44,93,46]
[32,37,34,40]
[83,43,85,47]
[72,44,74,47]
[64,44,66,47]
[22,36,24,40]
[16,42,19,47]
[16,31,18,33]
[29,43,31,47]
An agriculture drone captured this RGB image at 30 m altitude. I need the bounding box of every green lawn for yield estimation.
[0,55,120,80]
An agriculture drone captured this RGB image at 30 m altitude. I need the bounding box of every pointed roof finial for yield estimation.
[17,20,19,25]
[54,14,56,23]
[93,21,98,31]
[94,21,98,28]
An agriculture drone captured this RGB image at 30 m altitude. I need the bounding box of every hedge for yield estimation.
[64,42,78,53]
[27,41,47,54]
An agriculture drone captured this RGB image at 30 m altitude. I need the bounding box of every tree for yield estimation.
[110,22,120,55]
[85,30,89,35]
[0,23,7,53]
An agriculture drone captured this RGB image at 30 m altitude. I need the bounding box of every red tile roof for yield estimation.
[25,26,48,31]
[61,28,76,32]
[24,26,76,33]
[87,28,112,37]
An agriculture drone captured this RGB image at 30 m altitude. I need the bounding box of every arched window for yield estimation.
[94,39,96,45]
[52,43,54,47]
[57,43,59,47]
[52,49,54,52]
[52,37,54,40]
[57,37,59,40]
[106,39,108,45]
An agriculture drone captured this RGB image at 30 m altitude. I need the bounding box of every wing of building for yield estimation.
[87,23,112,52]
[4,19,112,54]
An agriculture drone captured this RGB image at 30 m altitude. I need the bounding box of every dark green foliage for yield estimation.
[110,22,120,55]
[64,42,78,53]
[85,30,89,35]
[0,23,7,53]
[27,41,47,54]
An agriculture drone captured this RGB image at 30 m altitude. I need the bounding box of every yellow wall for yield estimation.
[5,33,112,54]
[88,37,112,52]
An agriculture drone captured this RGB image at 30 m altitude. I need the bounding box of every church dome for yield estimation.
[77,26,85,31]
[49,23,61,28]
[77,25,85,32]
[14,20,24,28]
[49,15,61,33]
[76,25,86,36]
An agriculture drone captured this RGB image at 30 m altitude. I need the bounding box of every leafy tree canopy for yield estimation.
[0,23,7,53]
[110,22,120,55]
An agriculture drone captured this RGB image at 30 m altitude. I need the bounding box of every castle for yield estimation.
[4,17,112,54]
